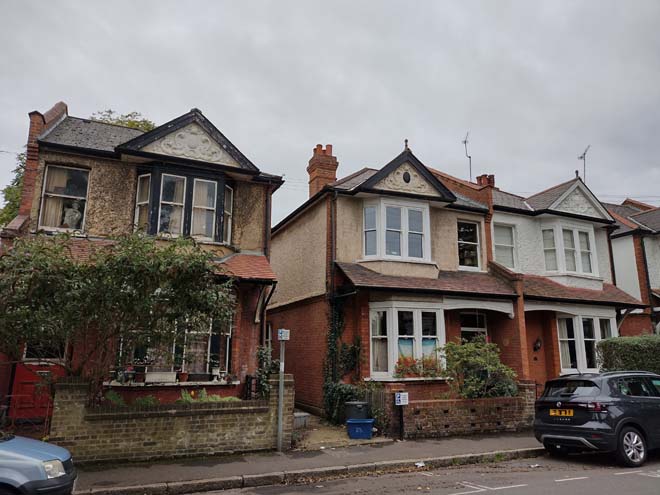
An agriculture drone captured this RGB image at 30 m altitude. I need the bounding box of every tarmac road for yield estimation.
[210,452,660,495]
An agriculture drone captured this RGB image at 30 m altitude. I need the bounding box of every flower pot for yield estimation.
[178,372,189,383]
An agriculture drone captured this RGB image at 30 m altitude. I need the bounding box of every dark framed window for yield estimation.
[39,165,89,231]
[134,165,232,243]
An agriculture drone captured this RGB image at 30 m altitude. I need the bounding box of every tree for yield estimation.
[0,152,25,227]
[0,233,235,384]
[90,109,156,132]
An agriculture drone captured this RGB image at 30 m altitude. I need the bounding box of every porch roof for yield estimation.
[522,275,645,308]
[335,262,517,299]
[216,254,277,282]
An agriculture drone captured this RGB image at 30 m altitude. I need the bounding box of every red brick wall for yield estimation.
[525,311,560,393]
[619,313,654,336]
[0,353,11,399]
[231,284,263,383]
[269,296,329,412]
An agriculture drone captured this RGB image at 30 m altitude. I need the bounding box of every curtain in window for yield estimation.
[41,197,64,227]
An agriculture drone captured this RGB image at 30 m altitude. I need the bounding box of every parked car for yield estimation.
[0,431,76,495]
[534,371,660,467]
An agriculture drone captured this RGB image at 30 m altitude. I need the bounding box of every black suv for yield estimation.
[534,371,660,467]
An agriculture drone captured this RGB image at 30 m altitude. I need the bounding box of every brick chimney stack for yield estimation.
[476,174,495,187]
[307,144,338,197]
[19,101,68,217]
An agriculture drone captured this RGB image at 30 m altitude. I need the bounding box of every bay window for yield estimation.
[557,315,617,373]
[458,221,480,269]
[369,302,445,378]
[39,165,89,231]
[542,226,597,275]
[493,224,516,268]
[362,200,430,261]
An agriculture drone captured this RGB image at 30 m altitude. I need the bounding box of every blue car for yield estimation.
[0,432,76,495]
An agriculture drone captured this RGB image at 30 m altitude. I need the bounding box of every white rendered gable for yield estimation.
[373,162,440,197]
[142,122,240,167]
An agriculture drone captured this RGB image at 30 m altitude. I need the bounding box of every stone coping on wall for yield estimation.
[84,400,269,421]
[102,380,241,387]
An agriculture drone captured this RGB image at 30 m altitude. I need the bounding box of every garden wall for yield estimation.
[49,375,294,463]
[394,382,535,439]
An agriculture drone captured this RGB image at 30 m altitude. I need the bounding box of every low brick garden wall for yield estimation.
[49,375,294,463]
[390,382,535,439]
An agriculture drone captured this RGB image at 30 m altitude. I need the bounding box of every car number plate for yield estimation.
[549,408,573,417]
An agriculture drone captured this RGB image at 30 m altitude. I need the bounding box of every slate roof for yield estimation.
[39,117,144,153]
[525,179,577,210]
[605,201,660,236]
[336,262,517,298]
[492,189,532,211]
[631,208,660,232]
[522,274,645,307]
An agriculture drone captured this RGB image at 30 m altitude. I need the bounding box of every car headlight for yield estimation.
[43,459,66,479]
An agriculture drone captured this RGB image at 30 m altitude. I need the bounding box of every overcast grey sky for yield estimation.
[1,1,659,224]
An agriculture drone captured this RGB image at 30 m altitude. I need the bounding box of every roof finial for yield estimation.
[575,170,579,178]
[404,138,409,150]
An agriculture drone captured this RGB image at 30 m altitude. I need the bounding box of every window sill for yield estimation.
[458,265,483,272]
[544,272,602,281]
[364,376,449,383]
[357,258,437,266]
[104,380,241,387]
[37,228,87,237]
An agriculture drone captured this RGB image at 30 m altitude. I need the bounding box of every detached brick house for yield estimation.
[0,102,282,419]
[606,199,660,335]
[267,144,644,413]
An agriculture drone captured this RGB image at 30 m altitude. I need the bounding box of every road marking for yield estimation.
[448,481,528,494]
[614,470,643,475]
[419,472,434,477]
[466,482,528,491]
[555,476,589,482]
[448,483,485,495]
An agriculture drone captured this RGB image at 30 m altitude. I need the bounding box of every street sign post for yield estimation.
[276,328,290,451]
[395,391,408,439]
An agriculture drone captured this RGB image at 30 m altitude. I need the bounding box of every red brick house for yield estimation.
[267,144,644,413]
[0,102,282,420]
[606,199,660,335]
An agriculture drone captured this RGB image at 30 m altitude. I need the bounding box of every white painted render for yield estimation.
[612,236,642,300]
[644,235,660,290]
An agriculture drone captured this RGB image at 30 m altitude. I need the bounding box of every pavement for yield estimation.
[205,452,660,495]
[73,431,543,495]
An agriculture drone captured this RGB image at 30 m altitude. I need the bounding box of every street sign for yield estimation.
[395,392,409,406]
[277,328,290,341]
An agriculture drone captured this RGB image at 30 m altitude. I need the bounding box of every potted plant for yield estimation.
[178,371,189,382]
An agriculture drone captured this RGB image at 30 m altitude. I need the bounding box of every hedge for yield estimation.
[597,335,660,374]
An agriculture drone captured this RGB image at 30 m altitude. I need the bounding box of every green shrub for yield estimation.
[176,388,241,404]
[444,336,518,399]
[256,346,280,399]
[132,395,159,407]
[323,382,360,424]
[104,390,126,407]
[598,335,660,374]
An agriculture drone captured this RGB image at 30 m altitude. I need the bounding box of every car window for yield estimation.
[543,380,599,398]
[650,378,660,396]
[617,377,653,397]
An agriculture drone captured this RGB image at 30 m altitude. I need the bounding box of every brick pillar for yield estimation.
[517,381,536,427]
[20,102,68,217]
[49,379,88,445]
[268,373,295,450]
[307,144,338,197]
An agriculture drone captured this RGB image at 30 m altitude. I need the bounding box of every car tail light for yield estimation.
[587,402,609,412]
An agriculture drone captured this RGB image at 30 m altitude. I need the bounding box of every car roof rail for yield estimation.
[600,370,657,376]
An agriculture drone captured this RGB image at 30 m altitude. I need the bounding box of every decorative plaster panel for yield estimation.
[612,236,642,299]
[555,188,603,218]
[143,123,240,167]
[644,236,660,290]
[374,163,439,197]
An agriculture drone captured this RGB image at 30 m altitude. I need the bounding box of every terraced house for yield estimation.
[606,199,660,335]
[0,102,282,421]
[267,144,645,413]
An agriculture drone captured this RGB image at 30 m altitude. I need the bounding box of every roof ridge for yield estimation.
[68,115,147,133]
[428,167,482,190]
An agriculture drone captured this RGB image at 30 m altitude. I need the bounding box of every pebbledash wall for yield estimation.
[383,382,536,439]
[49,375,294,463]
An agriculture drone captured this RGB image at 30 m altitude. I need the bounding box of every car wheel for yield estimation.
[617,426,647,467]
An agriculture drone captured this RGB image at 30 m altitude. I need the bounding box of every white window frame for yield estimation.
[223,185,233,244]
[368,301,445,380]
[191,178,218,241]
[158,174,187,237]
[542,228,559,272]
[557,314,618,374]
[362,198,431,262]
[133,173,151,231]
[493,223,517,269]
[457,220,482,271]
[38,164,90,232]
[541,222,600,277]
